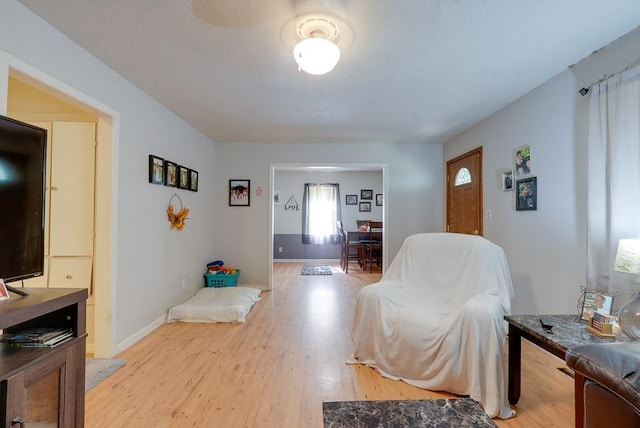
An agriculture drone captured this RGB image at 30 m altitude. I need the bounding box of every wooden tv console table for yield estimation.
[0,288,87,427]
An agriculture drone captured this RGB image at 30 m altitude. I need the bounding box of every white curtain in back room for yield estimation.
[302,183,341,245]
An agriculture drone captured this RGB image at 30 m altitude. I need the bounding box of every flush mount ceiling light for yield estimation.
[292,13,350,75]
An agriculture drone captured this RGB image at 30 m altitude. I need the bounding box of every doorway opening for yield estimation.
[3,59,117,358]
[268,163,388,290]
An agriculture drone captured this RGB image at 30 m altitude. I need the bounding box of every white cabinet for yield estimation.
[21,122,96,292]
[48,257,93,289]
[49,122,96,257]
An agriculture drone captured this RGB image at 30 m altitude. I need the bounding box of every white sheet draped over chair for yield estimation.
[347,233,515,419]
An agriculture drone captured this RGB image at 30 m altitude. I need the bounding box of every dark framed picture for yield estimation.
[346,194,357,205]
[189,169,198,192]
[229,179,250,206]
[164,160,177,187]
[359,202,371,212]
[148,154,164,184]
[361,189,373,200]
[516,177,537,211]
[376,194,383,206]
[178,165,190,189]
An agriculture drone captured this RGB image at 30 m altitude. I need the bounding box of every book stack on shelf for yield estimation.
[1,327,74,348]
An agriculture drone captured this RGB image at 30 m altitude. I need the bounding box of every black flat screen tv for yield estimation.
[0,115,46,290]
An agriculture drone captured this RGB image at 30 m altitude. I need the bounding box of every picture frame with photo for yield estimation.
[513,145,532,178]
[360,189,373,200]
[500,169,514,191]
[0,279,9,300]
[149,154,164,184]
[229,179,250,206]
[346,194,357,205]
[178,165,190,189]
[189,169,198,192]
[164,160,177,187]
[359,202,371,212]
[516,177,537,211]
[581,291,614,321]
[376,194,383,206]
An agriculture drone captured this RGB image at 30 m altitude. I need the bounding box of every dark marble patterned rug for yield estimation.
[322,398,497,428]
[301,265,333,275]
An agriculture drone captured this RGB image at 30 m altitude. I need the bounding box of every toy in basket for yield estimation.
[204,260,239,288]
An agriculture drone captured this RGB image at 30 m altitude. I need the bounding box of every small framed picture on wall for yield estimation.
[229,179,250,206]
[516,177,537,211]
[149,154,164,184]
[361,189,373,200]
[189,170,198,192]
[500,169,514,191]
[346,195,357,205]
[178,165,190,189]
[164,160,177,187]
[376,194,383,206]
[514,145,532,178]
[359,202,371,212]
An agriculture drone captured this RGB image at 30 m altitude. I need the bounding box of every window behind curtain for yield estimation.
[302,183,341,244]
[587,62,640,301]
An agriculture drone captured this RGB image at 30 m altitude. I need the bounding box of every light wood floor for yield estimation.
[85,262,574,427]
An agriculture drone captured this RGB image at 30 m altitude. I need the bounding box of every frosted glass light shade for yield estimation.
[614,239,640,274]
[293,38,340,75]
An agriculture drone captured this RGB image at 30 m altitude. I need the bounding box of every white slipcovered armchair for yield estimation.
[348,233,515,419]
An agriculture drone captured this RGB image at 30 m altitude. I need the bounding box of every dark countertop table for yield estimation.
[504,314,631,426]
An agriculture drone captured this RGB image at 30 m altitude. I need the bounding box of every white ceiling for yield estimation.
[17,1,640,144]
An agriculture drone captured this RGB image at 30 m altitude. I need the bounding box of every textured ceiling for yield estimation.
[16,0,640,144]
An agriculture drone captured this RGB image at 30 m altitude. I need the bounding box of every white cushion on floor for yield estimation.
[166,287,262,323]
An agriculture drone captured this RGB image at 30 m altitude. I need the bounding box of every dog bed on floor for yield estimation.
[166,286,262,323]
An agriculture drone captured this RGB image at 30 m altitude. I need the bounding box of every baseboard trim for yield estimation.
[115,314,166,355]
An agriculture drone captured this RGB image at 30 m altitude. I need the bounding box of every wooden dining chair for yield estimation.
[338,221,362,273]
[337,221,346,270]
[361,221,383,272]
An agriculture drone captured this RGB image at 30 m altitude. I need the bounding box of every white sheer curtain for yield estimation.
[301,183,342,245]
[587,62,640,305]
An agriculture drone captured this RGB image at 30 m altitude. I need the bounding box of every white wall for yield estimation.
[213,142,444,286]
[444,27,640,315]
[274,170,383,235]
[445,70,584,315]
[0,1,217,354]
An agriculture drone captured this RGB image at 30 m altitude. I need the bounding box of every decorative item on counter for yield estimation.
[586,312,618,338]
[167,193,189,231]
[613,238,640,340]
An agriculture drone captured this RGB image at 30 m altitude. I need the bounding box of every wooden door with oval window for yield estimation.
[446,147,483,236]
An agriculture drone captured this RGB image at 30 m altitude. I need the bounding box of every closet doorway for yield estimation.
[5,68,116,358]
